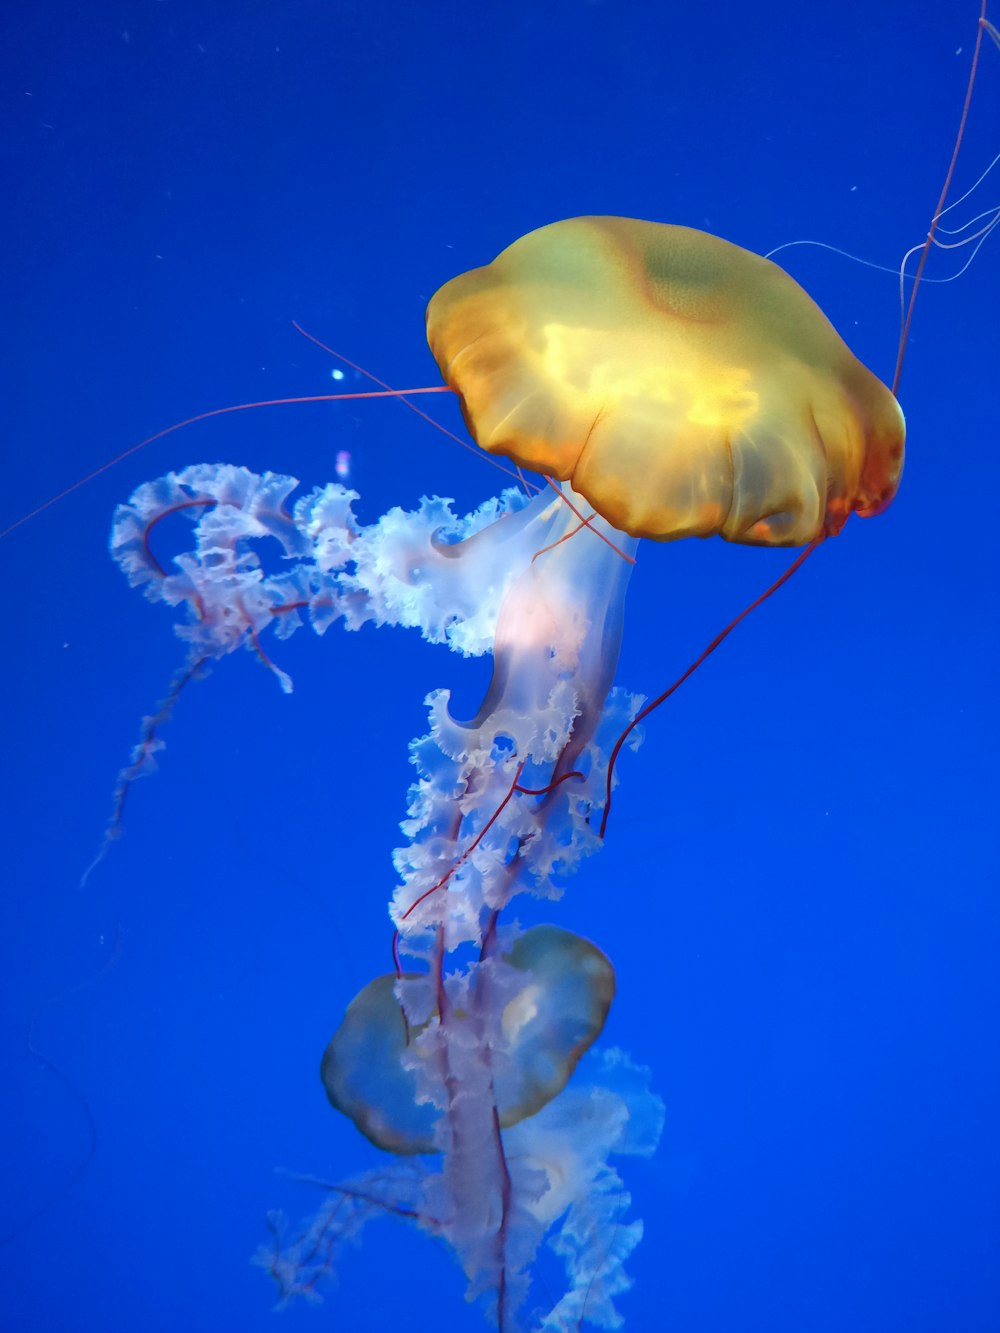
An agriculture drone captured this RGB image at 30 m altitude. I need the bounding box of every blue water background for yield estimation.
[1,2,997,1329]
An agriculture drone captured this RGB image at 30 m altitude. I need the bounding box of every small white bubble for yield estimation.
[331,368,345,381]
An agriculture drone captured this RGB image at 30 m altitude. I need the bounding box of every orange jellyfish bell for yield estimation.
[426,216,905,546]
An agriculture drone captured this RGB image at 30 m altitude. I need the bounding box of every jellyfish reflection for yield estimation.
[322,926,617,1156]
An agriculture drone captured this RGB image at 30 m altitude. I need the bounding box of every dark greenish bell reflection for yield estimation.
[321,926,616,1155]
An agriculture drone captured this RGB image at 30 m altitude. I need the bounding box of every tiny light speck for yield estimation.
[331,368,345,381]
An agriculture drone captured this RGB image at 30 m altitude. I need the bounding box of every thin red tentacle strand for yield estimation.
[290,320,536,492]
[390,761,585,976]
[599,540,822,838]
[0,385,452,542]
[392,761,528,976]
[542,476,637,566]
[513,770,584,797]
[893,0,994,394]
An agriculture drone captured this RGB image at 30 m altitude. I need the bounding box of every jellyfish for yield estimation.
[427,215,905,547]
[105,216,905,1330]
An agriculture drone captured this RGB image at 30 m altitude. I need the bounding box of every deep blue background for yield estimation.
[1,2,997,1330]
